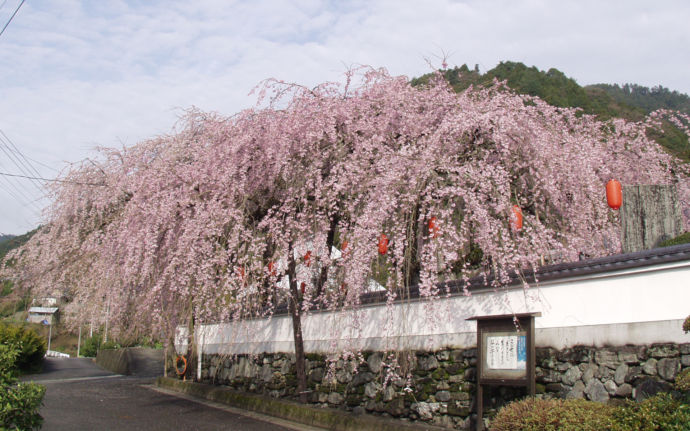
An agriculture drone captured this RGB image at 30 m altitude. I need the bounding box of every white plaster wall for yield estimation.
[177,260,690,354]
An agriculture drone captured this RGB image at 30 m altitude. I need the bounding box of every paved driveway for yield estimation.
[26,358,318,431]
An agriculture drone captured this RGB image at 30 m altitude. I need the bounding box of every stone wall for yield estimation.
[199,343,690,429]
[97,347,164,377]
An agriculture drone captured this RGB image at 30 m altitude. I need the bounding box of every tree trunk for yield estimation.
[185,308,197,381]
[287,241,308,403]
[315,215,339,297]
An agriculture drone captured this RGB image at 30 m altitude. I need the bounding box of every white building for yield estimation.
[27,306,59,325]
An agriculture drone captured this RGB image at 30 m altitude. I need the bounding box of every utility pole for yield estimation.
[104,297,110,343]
[77,326,82,357]
[47,321,52,352]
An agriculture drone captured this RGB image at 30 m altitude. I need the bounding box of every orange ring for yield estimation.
[175,355,187,376]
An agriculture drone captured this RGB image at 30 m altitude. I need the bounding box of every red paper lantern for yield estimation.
[428,217,440,238]
[606,179,622,210]
[268,261,276,276]
[303,250,312,267]
[341,240,349,258]
[378,234,389,255]
[300,282,306,295]
[236,266,246,284]
[510,205,523,231]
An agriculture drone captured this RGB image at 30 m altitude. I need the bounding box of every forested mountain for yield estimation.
[0,229,37,263]
[591,83,690,115]
[412,62,690,161]
[0,235,16,244]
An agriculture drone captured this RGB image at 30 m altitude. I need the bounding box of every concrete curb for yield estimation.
[156,377,447,431]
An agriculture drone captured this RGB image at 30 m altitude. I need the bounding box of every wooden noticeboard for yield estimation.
[467,312,540,431]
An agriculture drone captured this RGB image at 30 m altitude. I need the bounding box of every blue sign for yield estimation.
[517,335,527,369]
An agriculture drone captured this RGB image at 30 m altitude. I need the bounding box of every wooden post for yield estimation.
[621,185,682,253]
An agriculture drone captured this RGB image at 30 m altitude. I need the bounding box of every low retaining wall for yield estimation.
[156,377,446,431]
[96,347,164,377]
[199,342,690,429]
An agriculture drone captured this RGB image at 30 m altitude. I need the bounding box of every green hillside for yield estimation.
[0,228,37,263]
[590,83,690,115]
[1,229,37,320]
[411,62,690,161]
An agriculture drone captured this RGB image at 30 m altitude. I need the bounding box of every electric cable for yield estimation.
[0,157,45,206]
[0,130,47,180]
[0,171,106,186]
[0,0,25,38]
[0,136,45,193]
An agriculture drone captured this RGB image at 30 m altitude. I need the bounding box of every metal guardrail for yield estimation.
[45,350,70,358]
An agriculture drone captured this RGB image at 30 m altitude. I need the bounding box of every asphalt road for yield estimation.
[25,358,317,431]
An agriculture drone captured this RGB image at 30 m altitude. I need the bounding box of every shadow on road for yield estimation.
[24,357,115,382]
[23,357,300,430]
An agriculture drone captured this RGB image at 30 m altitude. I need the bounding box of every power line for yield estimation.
[0,177,33,206]
[0,132,48,196]
[0,176,43,214]
[0,156,43,206]
[0,130,60,173]
[0,147,46,203]
[22,154,59,172]
[0,142,44,193]
[0,0,24,38]
[0,171,106,186]
[0,130,46,179]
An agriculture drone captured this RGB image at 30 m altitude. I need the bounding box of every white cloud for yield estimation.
[0,0,689,233]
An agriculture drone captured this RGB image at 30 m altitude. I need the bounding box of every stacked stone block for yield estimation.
[199,343,689,429]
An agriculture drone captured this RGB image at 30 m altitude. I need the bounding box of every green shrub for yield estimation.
[659,231,690,247]
[81,334,120,356]
[136,336,163,349]
[0,323,46,373]
[492,393,690,431]
[490,397,614,431]
[0,300,18,318]
[101,340,120,350]
[81,334,102,357]
[0,344,45,430]
[683,315,690,334]
[609,393,690,431]
[677,369,690,392]
[1,280,12,297]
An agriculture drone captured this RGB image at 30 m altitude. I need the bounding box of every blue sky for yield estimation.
[1,0,689,234]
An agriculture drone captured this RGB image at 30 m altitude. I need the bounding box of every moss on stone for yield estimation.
[447,404,470,417]
[449,383,463,392]
[305,353,325,362]
[403,392,418,403]
[431,368,449,380]
[285,375,297,388]
[446,363,465,375]
[345,395,361,407]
